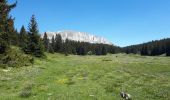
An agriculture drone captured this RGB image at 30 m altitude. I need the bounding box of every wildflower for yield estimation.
[77,76,84,80]
[56,78,68,84]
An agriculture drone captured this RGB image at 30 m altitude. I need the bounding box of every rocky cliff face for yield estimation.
[43,30,112,45]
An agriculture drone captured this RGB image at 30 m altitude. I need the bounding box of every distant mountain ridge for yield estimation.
[43,30,112,45]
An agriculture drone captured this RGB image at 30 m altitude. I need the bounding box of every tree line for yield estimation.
[42,32,121,55]
[123,38,170,56]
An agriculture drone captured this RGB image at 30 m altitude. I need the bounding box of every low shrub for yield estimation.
[19,83,33,98]
[0,46,33,68]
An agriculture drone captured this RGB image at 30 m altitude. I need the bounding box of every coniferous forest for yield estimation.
[42,33,121,55]
[123,38,170,56]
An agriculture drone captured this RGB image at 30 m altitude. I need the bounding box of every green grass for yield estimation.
[0,53,170,100]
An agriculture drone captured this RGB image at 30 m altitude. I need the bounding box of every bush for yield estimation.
[87,51,93,55]
[19,83,33,98]
[19,89,32,98]
[0,46,33,68]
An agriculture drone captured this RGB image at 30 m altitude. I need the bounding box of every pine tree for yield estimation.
[63,38,70,56]
[166,39,170,56]
[109,45,115,54]
[43,32,49,51]
[48,44,54,53]
[101,45,107,55]
[10,29,19,46]
[51,35,55,51]
[95,45,102,55]
[24,15,44,57]
[34,38,44,57]
[80,43,87,55]
[19,25,27,48]
[54,34,62,52]
[141,45,148,55]
[77,46,86,55]
[0,0,16,54]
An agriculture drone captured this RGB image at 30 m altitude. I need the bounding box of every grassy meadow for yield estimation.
[0,53,170,100]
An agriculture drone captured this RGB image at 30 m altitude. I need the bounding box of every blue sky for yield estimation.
[8,0,170,47]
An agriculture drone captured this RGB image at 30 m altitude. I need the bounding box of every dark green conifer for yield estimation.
[51,35,55,50]
[101,45,107,55]
[24,15,44,57]
[19,25,27,48]
[54,34,62,52]
[0,0,16,53]
[43,32,49,51]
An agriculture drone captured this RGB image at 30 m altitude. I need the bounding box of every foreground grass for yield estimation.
[0,53,170,100]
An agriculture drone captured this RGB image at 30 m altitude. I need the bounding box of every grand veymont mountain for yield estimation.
[43,30,112,45]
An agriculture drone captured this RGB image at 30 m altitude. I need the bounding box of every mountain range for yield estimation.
[42,30,112,45]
